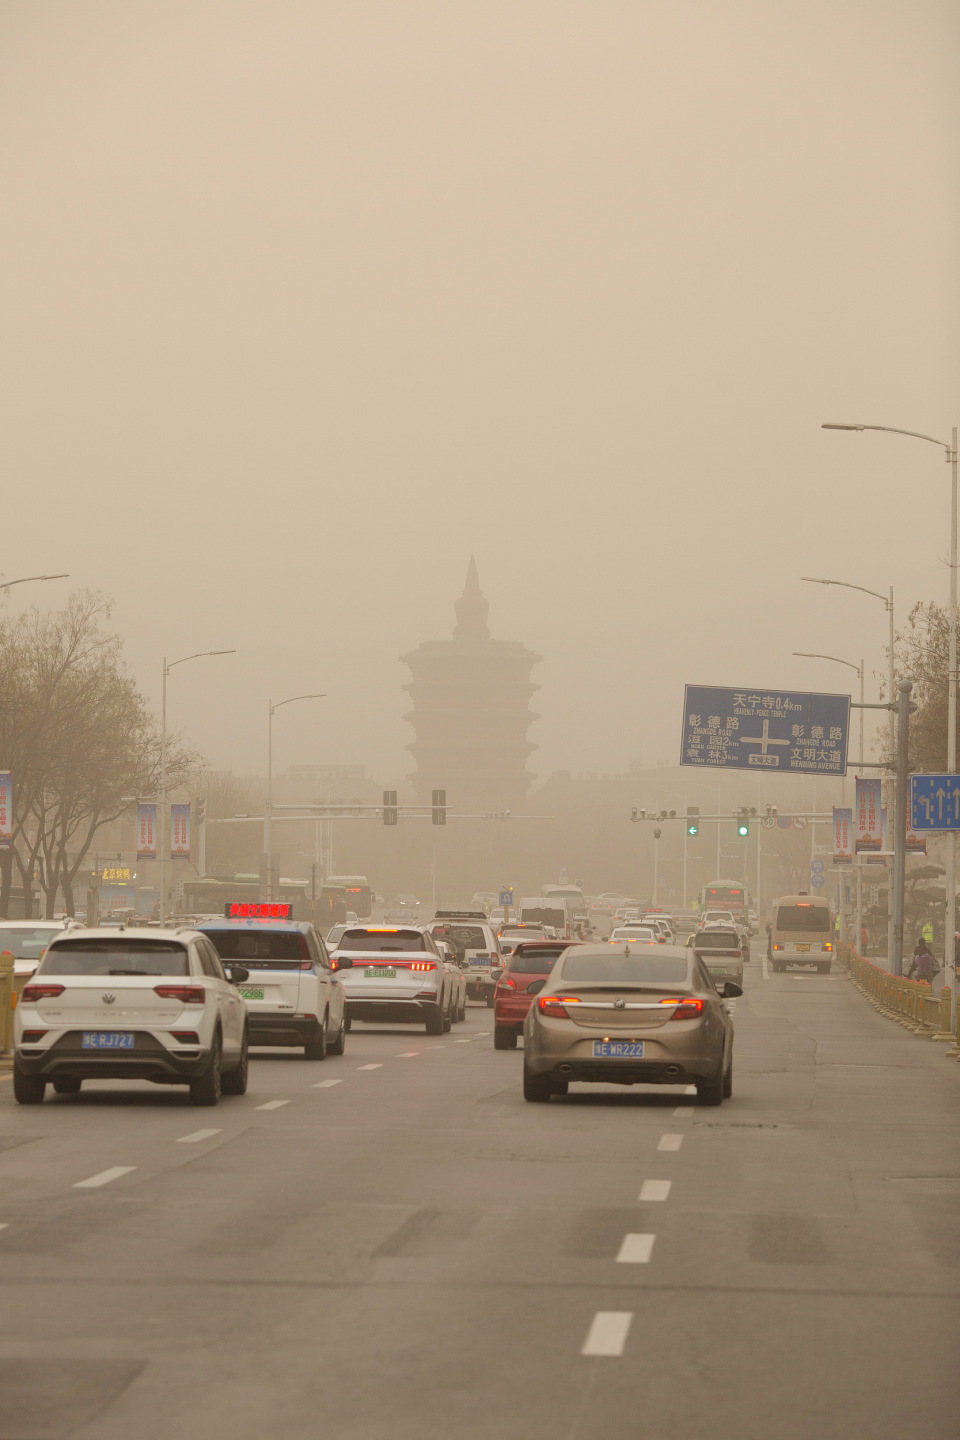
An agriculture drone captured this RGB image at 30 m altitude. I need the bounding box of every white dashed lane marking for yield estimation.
[639,1180,672,1202]
[581,1312,633,1357]
[616,1233,656,1264]
[255,1100,290,1111]
[657,1134,683,1152]
[312,1078,342,1088]
[396,1052,419,1058]
[762,959,770,980]
[0,1223,8,1233]
[177,1129,221,1144]
[357,1064,383,1071]
[73,1166,136,1189]
[672,1106,694,1118]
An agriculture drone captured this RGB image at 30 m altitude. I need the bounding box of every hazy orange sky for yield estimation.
[2,2,957,791]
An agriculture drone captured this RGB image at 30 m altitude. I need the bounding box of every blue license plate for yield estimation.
[469,958,489,966]
[592,1040,644,1058]
[82,1032,135,1050]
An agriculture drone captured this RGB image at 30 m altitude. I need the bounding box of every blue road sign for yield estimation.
[499,889,513,906]
[680,686,850,776]
[811,858,825,876]
[811,875,824,890]
[910,774,960,830]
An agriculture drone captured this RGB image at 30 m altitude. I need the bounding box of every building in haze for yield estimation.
[401,559,542,810]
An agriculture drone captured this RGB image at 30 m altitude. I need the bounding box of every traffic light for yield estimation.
[737,813,750,838]
[686,806,699,837]
[432,788,446,826]
[382,790,398,826]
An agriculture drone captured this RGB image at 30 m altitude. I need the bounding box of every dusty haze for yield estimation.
[2,1,957,790]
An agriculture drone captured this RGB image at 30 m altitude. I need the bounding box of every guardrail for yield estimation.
[837,943,959,1053]
[0,951,13,1060]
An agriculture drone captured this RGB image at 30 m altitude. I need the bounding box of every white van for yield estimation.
[518,897,570,938]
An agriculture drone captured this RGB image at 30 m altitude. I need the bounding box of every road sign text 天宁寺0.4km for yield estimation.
[909,774,960,830]
[680,686,850,776]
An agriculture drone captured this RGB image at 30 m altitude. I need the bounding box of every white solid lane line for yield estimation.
[639,1180,672,1202]
[313,1078,343,1088]
[177,1129,222,1144]
[672,1106,694,1118]
[74,1166,136,1190]
[581,1312,633,1357]
[616,1233,656,1264]
[357,1063,383,1071]
[255,1100,290,1111]
[762,958,770,980]
[657,1133,683,1152]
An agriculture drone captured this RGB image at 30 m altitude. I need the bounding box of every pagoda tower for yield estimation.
[401,559,542,809]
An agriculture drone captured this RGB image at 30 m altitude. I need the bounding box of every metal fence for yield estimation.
[837,943,959,1053]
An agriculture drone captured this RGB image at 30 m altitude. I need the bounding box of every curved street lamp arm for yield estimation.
[0,572,70,590]
[822,422,953,454]
[166,648,237,674]
[271,693,326,714]
[793,651,862,676]
[800,576,889,606]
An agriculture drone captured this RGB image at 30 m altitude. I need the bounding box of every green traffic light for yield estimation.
[687,823,699,837]
[737,822,749,837]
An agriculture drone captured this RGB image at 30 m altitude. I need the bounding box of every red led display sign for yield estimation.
[224,902,293,920]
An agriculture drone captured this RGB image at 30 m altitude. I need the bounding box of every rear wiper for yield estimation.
[107,969,164,976]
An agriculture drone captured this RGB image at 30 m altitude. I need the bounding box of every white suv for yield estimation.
[13,927,249,1106]
[429,911,503,1006]
[331,925,450,1034]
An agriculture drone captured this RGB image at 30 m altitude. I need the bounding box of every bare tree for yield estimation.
[893,600,957,772]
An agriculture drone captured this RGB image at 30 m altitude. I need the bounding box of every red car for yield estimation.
[493,940,582,1050]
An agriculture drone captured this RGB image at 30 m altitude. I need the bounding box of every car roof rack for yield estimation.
[433,910,488,920]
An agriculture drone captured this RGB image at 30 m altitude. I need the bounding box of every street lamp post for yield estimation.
[823,423,958,1006]
[0,573,70,592]
[264,694,326,900]
[160,650,236,924]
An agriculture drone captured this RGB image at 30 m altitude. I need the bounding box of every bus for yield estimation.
[770,894,833,973]
[700,880,750,920]
[182,875,312,919]
[325,874,372,919]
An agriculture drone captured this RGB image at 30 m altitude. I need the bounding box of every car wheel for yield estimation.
[696,1066,724,1106]
[485,989,495,1008]
[13,1064,46,1105]
[425,1007,444,1036]
[442,1007,452,1033]
[344,1017,352,1032]
[221,1027,249,1095]
[457,997,466,1022]
[722,1060,733,1099]
[328,1014,347,1056]
[818,963,830,974]
[523,1065,553,1102]
[551,1079,569,1096]
[53,1077,82,1096]
[494,1026,518,1050]
[189,1033,222,1106]
[304,1020,328,1061]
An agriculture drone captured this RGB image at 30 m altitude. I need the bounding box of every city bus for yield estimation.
[770,894,833,973]
[325,874,372,919]
[182,875,312,919]
[700,880,750,920]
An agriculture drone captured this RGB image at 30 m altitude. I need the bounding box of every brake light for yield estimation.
[660,997,704,1020]
[772,943,782,951]
[409,961,437,971]
[538,995,580,1019]
[824,942,833,952]
[21,984,65,1002]
[154,985,206,1005]
[171,1031,200,1043]
[21,1029,47,1041]
[497,977,517,991]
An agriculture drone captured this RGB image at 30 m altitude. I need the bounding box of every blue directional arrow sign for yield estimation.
[680,686,850,776]
[909,774,960,830]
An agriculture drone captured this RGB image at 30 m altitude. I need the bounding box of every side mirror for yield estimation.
[721,981,743,998]
[333,956,353,970]
[526,979,546,996]
[491,967,502,981]
[227,965,250,984]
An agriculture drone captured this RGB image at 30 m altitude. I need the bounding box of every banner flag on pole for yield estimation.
[855,778,882,853]
[170,803,190,861]
[137,803,157,860]
[0,771,11,849]
[833,807,852,865]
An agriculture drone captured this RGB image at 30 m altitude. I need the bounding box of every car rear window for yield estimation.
[432,925,486,947]
[41,940,189,976]
[612,928,655,941]
[339,928,427,952]
[202,929,310,966]
[696,931,740,951]
[775,905,831,933]
[0,926,62,959]
[506,948,566,974]
[559,950,689,984]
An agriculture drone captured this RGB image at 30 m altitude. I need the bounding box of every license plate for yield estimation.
[709,967,735,975]
[592,1040,644,1058]
[796,944,810,953]
[82,1032,134,1050]
[238,987,264,1000]
[365,967,396,979]
[469,958,489,966]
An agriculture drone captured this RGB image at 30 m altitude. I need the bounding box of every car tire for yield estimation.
[425,1007,444,1036]
[189,1033,222,1107]
[818,963,830,974]
[304,1021,328,1061]
[485,990,495,1008]
[457,996,466,1022]
[551,1079,569,1096]
[442,1007,452,1033]
[221,1027,249,1095]
[722,1060,733,1099]
[696,1066,724,1106]
[13,1064,45,1105]
[328,1014,347,1056]
[494,1026,518,1050]
[523,1065,553,1102]
[53,1077,82,1096]
[344,1017,352,1032]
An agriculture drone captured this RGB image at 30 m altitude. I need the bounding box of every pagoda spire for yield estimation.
[453,555,490,641]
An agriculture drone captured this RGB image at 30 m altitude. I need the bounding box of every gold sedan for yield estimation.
[522,942,740,1105]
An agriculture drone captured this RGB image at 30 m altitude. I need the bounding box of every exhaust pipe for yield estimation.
[558,1063,573,1075]
[664,1064,681,1077]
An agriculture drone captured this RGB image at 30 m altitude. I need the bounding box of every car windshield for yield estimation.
[339,928,427,952]
[0,926,62,959]
[40,940,189,976]
[776,905,831,933]
[507,948,565,973]
[202,929,309,966]
[559,949,689,983]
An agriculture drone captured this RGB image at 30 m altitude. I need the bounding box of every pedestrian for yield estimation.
[860,924,868,954]
[907,938,936,983]
[765,920,772,960]
[921,920,934,948]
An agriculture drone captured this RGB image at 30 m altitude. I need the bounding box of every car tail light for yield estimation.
[21,984,65,1002]
[659,997,704,1020]
[300,960,314,971]
[772,943,782,951]
[416,988,439,999]
[498,977,517,991]
[537,995,580,1019]
[171,1031,199,1043]
[154,985,206,1005]
[409,961,437,971]
[824,942,833,952]
[21,1029,47,1041]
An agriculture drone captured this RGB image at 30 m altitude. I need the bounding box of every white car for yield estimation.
[13,927,249,1105]
[610,926,660,945]
[0,919,82,981]
[434,940,467,1023]
[429,912,504,1006]
[199,918,346,1060]
[331,925,451,1034]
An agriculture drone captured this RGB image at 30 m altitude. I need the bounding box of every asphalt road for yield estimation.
[1,961,958,1440]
